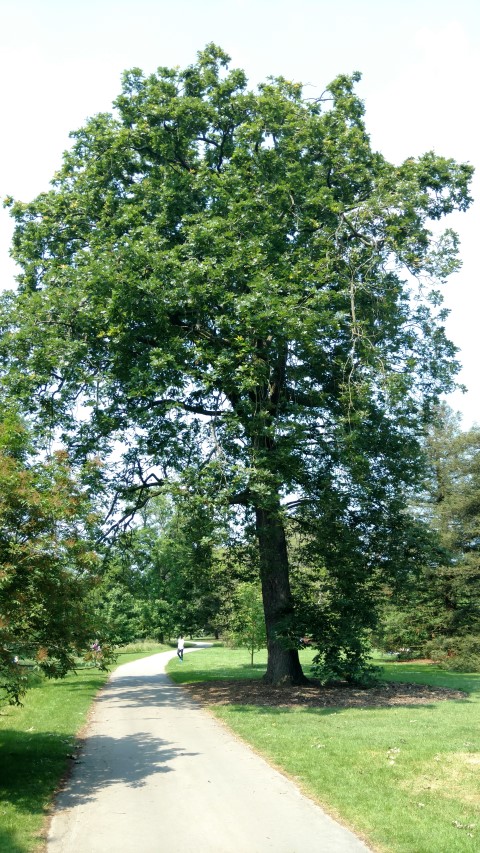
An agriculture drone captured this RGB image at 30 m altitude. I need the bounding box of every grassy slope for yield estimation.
[0,643,170,853]
[168,648,480,853]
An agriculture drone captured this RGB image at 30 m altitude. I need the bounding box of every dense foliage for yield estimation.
[0,46,473,683]
[93,496,228,643]
[375,406,480,670]
[0,414,105,703]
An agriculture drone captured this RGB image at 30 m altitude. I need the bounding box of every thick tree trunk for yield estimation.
[255,505,308,685]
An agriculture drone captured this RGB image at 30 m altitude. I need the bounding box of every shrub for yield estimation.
[425,635,480,672]
[312,646,379,687]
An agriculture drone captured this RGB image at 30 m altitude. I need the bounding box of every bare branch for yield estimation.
[340,212,381,249]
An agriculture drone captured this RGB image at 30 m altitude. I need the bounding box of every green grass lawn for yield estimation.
[168,647,480,853]
[3,643,478,853]
[0,643,170,853]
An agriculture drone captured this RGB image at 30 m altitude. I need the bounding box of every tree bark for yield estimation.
[255,505,308,685]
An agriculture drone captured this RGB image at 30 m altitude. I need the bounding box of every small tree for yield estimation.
[228,583,266,665]
[0,414,107,703]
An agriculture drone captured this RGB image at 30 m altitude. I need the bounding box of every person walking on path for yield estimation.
[177,635,184,661]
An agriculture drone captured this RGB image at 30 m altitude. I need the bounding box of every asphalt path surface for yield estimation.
[48,646,371,852]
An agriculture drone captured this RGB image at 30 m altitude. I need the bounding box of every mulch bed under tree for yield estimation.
[182,679,467,710]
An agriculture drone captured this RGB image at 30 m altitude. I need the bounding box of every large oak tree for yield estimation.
[0,46,472,683]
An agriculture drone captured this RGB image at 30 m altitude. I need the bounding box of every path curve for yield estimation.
[48,647,371,852]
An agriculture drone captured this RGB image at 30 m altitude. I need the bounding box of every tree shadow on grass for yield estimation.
[0,827,25,853]
[228,702,459,718]
[231,705,343,718]
[41,676,107,692]
[0,729,74,815]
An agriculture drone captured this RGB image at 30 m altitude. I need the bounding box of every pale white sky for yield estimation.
[1,0,479,426]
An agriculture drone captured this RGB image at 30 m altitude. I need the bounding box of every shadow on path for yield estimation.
[59,730,199,808]
[94,674,199,712]
[48,647,372,852]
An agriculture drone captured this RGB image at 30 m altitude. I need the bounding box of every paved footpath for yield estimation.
[48,647,371,853]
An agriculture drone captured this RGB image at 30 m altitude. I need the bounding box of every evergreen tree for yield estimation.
[376,406,480,667]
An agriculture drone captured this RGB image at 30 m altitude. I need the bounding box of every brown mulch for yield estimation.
[183,678,467,710]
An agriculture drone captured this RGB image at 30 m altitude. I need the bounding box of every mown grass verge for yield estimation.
[168,647,480,853]
[0,643,170,853]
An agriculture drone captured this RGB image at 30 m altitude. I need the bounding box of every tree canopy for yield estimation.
[0,45,473,683]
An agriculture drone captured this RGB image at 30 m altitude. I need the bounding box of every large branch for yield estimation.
[284,388,324,408]
[136,398,231,418]
[228,488,252,506]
